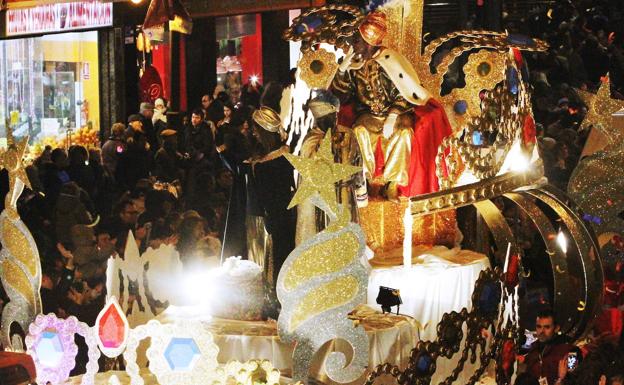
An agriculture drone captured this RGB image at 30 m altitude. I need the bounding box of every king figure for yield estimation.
[331,11,452,200]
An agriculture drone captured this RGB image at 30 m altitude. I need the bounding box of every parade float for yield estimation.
[0,0,609,384]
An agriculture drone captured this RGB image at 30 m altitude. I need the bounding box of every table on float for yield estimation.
[68,247,491,385]
[366,245,491,384]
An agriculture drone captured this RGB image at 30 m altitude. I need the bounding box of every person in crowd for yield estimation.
[519,308,580,385]
[108,198,139,250]
[153,98,168,144]
[67,145,96,199]
[139,102,158,152]
[101,122,126,178]
[216,102,235,147]
[250,105,296,295]
[41,148,70,209]
[116,115,151,191]
[54,182,93,247]
[154,129,184,183]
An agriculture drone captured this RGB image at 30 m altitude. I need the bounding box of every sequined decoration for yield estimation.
[576,76,624,146]
[279,132,369,384]
[0,130,42,350]
[568,144,624,235]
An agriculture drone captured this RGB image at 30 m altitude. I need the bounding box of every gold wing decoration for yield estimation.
[415,31,547,131]
[0,128,42,350]
[278,133,369,384]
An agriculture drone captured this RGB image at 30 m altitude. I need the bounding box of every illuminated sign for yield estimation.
[6,1,113,36]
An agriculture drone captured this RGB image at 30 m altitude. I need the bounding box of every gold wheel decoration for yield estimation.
[436,54,535,190]
[410,181,602,340]
[298,47,339,90]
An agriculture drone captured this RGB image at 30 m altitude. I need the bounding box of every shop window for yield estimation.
[0,31,99,147]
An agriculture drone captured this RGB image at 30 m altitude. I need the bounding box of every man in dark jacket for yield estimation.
[154,129,184,183]
[522,308,580,385]
[116,115,151,191]
[184,109,214,163]
[101,122,126,179]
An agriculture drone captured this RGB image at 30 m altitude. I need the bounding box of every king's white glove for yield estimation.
[338,46,356,73]
[383,113,398,139]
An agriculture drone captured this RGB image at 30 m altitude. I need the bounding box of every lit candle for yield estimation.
[403,201,412,268]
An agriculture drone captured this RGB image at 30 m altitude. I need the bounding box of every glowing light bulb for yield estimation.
[131,0,143,4]
[250,75,259,85]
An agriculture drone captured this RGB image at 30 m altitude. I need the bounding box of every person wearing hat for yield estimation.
[250,105,296,301]
[295,91,366,245]
[331,10,452,200]
[154,129,184,183]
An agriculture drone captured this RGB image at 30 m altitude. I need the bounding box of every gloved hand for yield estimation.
[383,113,398,139]
[338,46,356,73]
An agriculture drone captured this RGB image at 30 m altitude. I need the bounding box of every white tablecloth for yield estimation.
[367,246,490,340]
[367,246,490,384]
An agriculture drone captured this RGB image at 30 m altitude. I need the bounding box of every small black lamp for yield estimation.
[376,286,402,315]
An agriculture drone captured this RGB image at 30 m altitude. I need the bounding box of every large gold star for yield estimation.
[285,132,361,216]
[577,75,624,145]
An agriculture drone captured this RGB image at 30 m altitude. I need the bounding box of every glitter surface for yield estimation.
[285,133,361,217]
[284,232,359,290]
[2,217,37,275]
[576,76,624,145]
[279,130,369,383]
[1,259,35,309]
[290,276,359,332]
[568,145,624,235]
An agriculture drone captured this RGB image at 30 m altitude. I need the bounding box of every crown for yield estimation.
[358,11,387,46]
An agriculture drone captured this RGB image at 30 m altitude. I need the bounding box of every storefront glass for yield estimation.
[0,30,100,144]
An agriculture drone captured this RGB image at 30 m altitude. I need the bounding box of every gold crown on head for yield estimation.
[358,11,387,46]
[252,106,282,133]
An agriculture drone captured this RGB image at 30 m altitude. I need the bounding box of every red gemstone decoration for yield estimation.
[505,254,520,287]
[501,339,516,375]
[98,303,126,349]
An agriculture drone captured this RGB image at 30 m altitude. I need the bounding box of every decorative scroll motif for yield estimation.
[278,132,369,383]
[0,128,42,350]
[365,262,521,385]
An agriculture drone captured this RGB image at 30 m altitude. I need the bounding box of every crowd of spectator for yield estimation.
[0,82,267,330]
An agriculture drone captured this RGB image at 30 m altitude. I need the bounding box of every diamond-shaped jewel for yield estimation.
[163,337,200,371]
[35,330,64,368]
[98,302,126,349]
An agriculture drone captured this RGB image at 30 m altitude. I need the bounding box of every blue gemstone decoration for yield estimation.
[506,34,535,47]
[507,67,519,95]
[415,353,433,374]
[472,131,483,146]
[164,337,201,372]
[454,100,468,115]
[35,330,64,368]
[478,282,502,315]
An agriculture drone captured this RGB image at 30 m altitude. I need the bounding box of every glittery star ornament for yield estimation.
[577,75,624,146]
[285,132,361,217]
